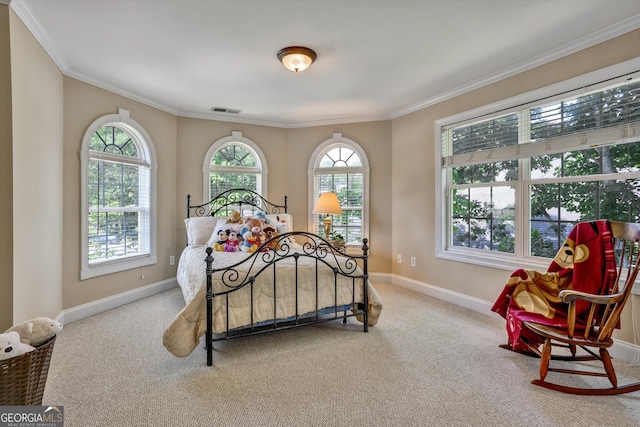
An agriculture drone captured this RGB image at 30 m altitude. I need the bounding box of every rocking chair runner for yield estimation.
[520,221,640,395]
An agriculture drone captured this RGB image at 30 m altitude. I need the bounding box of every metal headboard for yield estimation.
[186,188,288,218]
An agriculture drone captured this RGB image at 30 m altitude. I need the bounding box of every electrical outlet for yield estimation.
[170,255,175,265]
[397,254,402,263]
[410,256,416,267]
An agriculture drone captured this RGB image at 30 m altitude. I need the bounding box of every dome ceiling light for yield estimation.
[277,46,317,72]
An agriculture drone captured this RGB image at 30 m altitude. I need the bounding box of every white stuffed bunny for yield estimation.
[0,331,35,361]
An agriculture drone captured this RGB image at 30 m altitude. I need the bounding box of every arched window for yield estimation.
[309,133,370,244]
[203,131,267,202]
[80,108,157,279]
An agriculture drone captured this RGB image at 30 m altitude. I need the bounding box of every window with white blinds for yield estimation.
[442,73,640,168]
[437,64,640,269]
[80,109,157,280]
[310,134,370,245]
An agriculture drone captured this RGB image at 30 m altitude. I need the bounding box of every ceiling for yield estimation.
[12,0,640,127]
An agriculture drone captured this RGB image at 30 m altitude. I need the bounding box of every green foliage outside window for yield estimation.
[209,143,261,213]
[88,126,146,263]
[448,79,640,259]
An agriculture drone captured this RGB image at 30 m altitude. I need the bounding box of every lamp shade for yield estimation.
[313,192,342,215]
[277,46,317,72]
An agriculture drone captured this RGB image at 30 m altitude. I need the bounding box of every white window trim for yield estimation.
[435,57,640,275]
[307,132,370,240]
[79,108,158,280]
[202,131,268,202]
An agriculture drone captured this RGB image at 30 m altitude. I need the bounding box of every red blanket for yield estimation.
[491,220,616,352]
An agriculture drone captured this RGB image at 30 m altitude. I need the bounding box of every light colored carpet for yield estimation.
[42,282,640,426]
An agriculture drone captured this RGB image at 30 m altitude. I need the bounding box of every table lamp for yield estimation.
[312,192,342,239]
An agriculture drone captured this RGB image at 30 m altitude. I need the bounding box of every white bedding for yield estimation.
[163,243,383,357]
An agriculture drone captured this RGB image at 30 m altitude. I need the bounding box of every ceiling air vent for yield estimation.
[210,106,242,114]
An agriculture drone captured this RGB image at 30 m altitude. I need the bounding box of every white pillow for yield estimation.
[184,217,219,246]
[206,219,245,248]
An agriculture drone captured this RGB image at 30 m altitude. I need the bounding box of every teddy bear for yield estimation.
[212,228,229,251]
[258,230,269,251]
[224,231,240,252]
[239,216,264,238]
[226,210,243,224]
[0,331,35,361]
[263,226,279,249]
[5,317,63,346]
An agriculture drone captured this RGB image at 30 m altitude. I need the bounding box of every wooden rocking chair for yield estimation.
[521,221,640,395]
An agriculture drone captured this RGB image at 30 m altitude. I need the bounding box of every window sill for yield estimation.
[80,255,157,280]
[437,247,548,272]
[437,248,640,296]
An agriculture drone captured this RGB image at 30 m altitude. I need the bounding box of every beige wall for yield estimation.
[9,8,64,324]
[0,3,12,330]
[62,78,178,309]
[61,83,393,310]
[175,117,289,237]
[175,118,289,274]
[391,29,640,342]
[174,119,392,273]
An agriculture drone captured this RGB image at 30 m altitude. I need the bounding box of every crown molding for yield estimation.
[10,0,640,128]
[10,0,69,71]
[390,13,640,120]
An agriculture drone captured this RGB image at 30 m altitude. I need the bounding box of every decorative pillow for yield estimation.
[206,219,245,248]
[184,217,219,246]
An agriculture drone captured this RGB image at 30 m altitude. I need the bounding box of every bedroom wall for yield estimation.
[173,118,392,274]
[175,117,289,252]
[174,118,289,269]
[0,2,13,330]
[391,29,640,343]
[62,77,178,309]
[287,122,392,273]
[9,7,64,324]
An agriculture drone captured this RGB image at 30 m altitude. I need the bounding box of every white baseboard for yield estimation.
[389,274,640,365]
[61,278,178,324]
[390,274,503,320]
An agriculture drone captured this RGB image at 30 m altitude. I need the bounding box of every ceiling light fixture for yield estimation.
[277,46,317,72]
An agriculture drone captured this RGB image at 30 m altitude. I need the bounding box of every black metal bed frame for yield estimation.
[186,188,288,219]
[186,189,369,366]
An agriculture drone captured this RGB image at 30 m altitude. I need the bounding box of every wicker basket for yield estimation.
[0,336,56,406]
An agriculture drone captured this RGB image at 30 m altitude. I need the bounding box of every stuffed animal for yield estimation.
[239,217,264,237]
[258,230,268,251]
[224,231,240,252]
[0,331,35,361]
[241,226,261,252]
[5,317,63,346]
[226,210,243,224]
[263,226,279,249]
[213,229,229,251]
[254,211,270,224]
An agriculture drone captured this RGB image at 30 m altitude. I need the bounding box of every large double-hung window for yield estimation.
[80,109,157,279]
[437,62,640,270]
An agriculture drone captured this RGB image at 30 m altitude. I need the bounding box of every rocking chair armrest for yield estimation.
[559,289,624,305]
